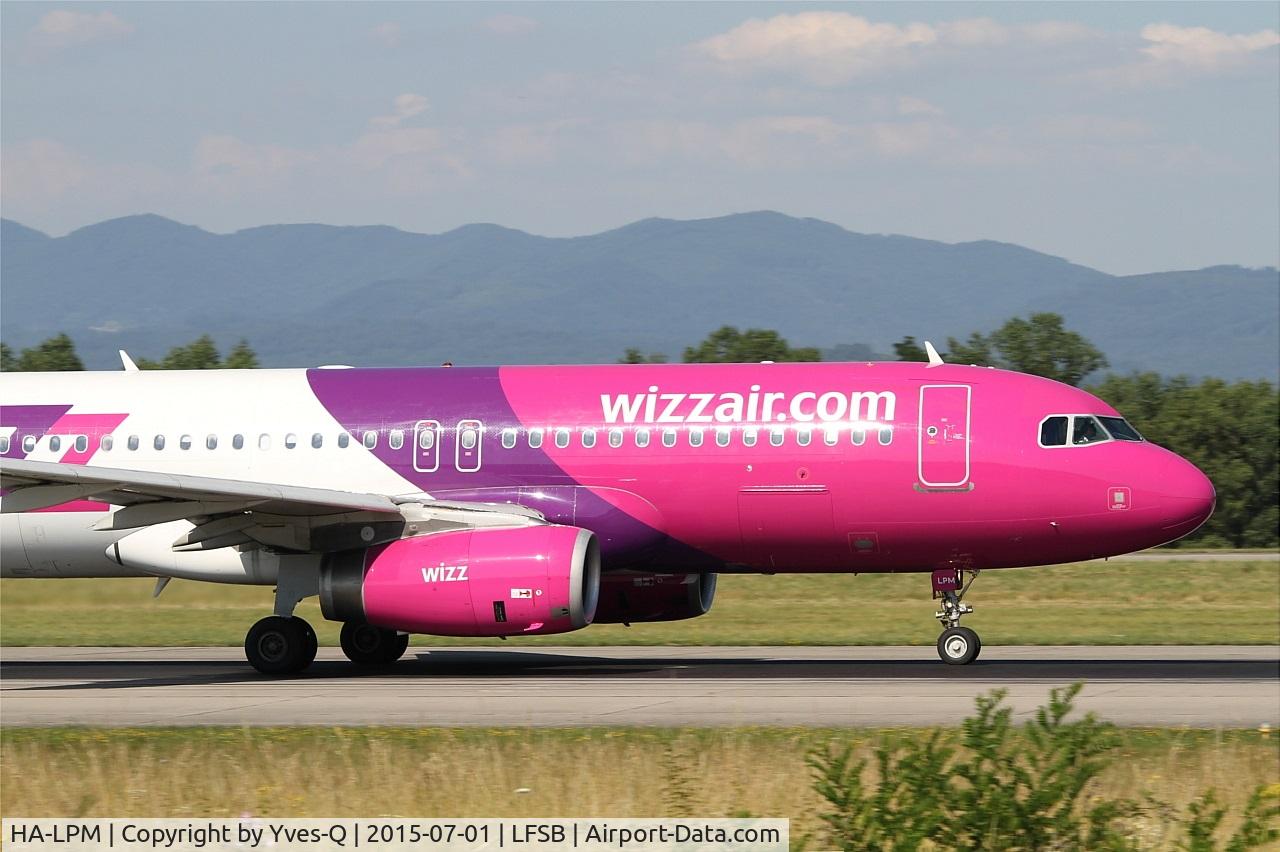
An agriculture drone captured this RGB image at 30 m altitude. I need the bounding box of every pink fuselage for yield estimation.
[0,362,1216,578]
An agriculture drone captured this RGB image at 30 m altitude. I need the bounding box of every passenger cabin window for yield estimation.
[23,435,36,453]
[101,435,114,451]
[715,427,731,448]
[661,428,677,448]
[795,427,812,447]
[49,436,61,452]
[1099,416,1143,442]
[554,428,570,449]
[312,433,324,449]
[73,435,86,452]
[0,435,9,454]
[742,428,758,448]
[824,427,839,447]
[878,426,893,446]
[769,427,785,447]
[418,430,433,450]
[233,434,245,450]
[259,434,271,451]
[528,428,544,449]
[502,428,518,449]
[581,429,596,448]
[153,435,165,451]
[608,428,623,448]
[179,435,192,451]
[1072,416,1105,446]
[1040,416,1068,447]
[206,434,218,450]
[389,430,404,450]
[362,431,377,449]
[128,435,140,451]
[284,433,298,450]
[461,429,478,450]
[851,428,866,446]
[635,428,650,448]
[338,432,350,449]
[688,429,704,448]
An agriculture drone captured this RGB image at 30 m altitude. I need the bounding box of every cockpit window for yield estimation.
[1098,416,1143,442]
[1072,416,1105,445]
[1040,416,1068,447]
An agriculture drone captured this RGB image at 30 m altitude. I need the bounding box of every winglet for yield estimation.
[119,350,139,372]
[924,340,944,368]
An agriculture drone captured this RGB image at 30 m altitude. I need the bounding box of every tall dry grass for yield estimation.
[2,727,1276,849]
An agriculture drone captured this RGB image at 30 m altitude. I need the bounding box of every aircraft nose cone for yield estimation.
[1158,455,1215,536]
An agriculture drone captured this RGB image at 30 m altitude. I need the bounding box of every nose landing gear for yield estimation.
[933,568,981,665]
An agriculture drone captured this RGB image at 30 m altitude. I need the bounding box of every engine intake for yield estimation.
[593,571,716,623]
[320,525,600,636]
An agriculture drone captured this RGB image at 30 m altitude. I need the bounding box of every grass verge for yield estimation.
[2,726,1276,851]
[2,560,1277,646]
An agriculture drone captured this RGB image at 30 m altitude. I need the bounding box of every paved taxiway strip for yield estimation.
[2,646,1276,728]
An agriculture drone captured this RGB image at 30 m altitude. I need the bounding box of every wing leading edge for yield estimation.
[0,458,543,552]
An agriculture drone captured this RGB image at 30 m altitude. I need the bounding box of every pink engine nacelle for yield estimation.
[319,525,600,636]
[592,571,717,623]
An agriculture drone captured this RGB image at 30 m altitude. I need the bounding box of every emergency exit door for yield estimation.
[413,420,441,473]
[455,419,484,473]
[917,385,971,487]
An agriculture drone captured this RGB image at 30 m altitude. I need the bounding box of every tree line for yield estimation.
[3,319,1275,546]
[1,334,258,372]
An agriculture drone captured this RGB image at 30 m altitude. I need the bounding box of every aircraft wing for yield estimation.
[0,458,543,552]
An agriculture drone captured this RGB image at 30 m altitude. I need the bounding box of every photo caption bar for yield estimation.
[3,819,788,852]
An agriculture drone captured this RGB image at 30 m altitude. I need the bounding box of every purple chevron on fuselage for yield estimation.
[304,367,696,567]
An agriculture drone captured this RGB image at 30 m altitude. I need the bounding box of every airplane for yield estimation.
[0,346,1215,674]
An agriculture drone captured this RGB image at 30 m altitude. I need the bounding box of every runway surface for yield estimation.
[2,645,1276,728]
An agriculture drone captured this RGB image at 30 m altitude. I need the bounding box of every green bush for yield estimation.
[808,684,1279,851]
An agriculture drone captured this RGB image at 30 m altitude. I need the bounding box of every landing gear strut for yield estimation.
[932,568,981,665]
[244,562,320,675]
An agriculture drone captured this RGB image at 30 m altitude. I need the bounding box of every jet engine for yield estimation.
[592,571,716,623]
[319,525,600,637]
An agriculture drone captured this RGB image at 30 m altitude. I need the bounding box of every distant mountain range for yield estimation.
[2,212,1276,380]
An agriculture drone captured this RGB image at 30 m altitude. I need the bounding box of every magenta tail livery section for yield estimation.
[0,361,1214,671]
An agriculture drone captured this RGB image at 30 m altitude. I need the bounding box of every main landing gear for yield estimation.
[245,616,318,675]
[340,621,410,665]
[243,561,413,675]
[932,568,981,665]
[243,617,410,674]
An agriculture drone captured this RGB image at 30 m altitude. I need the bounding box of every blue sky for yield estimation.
[2,2,1277,274]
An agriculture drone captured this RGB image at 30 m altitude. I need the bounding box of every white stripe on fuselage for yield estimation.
[0,369,415,496]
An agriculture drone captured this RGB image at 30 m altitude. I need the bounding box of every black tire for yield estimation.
[382,631,410,663]
[299,620,319,668]
[937,626,980,665]
[245,616,310,675]
[341,621,403,665]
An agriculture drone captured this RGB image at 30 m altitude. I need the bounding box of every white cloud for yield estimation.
[1,139,92,198]
[696,13,936,83]
[1139,23,1280,70]
[1086,23,1280,87]
[28,10,133,50]
[369,22,403,49]
[694,13,1098,83]
[897,96,944,117]
[190,126,468,197]
[1037,115,1150,142]
[370,93,430,128]
[482,14,538,36]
